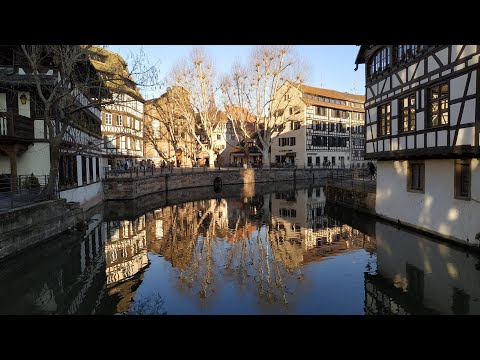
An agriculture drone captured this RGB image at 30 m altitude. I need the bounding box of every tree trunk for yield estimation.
[43,143,59,199]
[208,149,215,168]
[261,148,270,169]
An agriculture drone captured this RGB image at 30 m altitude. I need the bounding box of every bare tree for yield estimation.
[169,47,221,168]
[143,86,195,165]
[221,45,308,168]
[0,45,158,197]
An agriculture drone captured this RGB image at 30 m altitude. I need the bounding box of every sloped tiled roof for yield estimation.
[297,83,364,103]
[87,46,144,102]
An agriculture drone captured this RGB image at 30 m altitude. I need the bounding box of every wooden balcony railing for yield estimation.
[0,112,34,141]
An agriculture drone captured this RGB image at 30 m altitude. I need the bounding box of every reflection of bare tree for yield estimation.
[143,187,376,309]
[124,293,166,315]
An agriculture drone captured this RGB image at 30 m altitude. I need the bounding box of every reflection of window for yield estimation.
[399,94,416,132]
[407,160,425,192]
[428,82,449,127]
[455,159,471,199]
[452,287,470,315]
[406,263,424,302]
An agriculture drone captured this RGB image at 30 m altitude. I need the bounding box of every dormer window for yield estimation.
[368,47,391,77]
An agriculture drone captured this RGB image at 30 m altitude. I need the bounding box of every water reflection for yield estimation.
[365,222,480,315]
[0,183,479,314]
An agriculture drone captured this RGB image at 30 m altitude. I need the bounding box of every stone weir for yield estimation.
[103,168,339,201]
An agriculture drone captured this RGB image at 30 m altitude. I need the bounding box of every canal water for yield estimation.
[1,182,479,315]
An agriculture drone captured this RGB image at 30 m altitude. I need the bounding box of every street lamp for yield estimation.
[20,93,27,105]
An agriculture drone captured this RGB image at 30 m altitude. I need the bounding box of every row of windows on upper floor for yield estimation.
[376,82,449,137]
[368,45,434,79]
[104,113,143,131]
[309,121,365,134]
[309,106,365,120]
[301,93,364,108]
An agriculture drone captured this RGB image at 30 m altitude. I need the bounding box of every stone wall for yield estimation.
[104,180,316,221]
[324,185,376,215]
[0,199,85,261]
[103,168,338,201]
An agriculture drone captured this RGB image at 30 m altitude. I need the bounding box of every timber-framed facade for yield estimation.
[356,45,480,246]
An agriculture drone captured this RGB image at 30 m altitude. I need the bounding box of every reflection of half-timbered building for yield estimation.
[356,45,480,245]
[365,221,480,315]
[270,186,375,267]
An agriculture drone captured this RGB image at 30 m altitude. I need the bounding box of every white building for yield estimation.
[271,83,365,168]
[356,45,480,246]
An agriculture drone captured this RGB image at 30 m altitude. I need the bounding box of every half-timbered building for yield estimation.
[0,45,106,208]
[271,83,366,168]
[355,45,480,245]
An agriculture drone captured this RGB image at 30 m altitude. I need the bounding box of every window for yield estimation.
[377,103,391,136]
[331,157,336,166]
[89,157,94,182]
[331,109,341,118]
[82,156,87,185]
[105,113,112,125]
[307,157,312,165]
[120,136,126,149]
[315,157,320,165]
[290,121,301,130]
[230,134,235,140]
[58,155,78,189]
[368,47,391,77]
[407,161,425,192]
[96,157,100,180]
[399,94,416,132]
[289,107,293,115]
[117,115,123,126]
[126,117,131,127]
[290,137,296,146]
[217,134,221,140]
[395,45,420,63]
[106,135,115,148]
[455,159,471,199]
[315,106,327,116]
[126,137,131,150]
[429,82,449,127]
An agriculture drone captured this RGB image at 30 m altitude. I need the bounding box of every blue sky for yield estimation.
[110,45,365,100]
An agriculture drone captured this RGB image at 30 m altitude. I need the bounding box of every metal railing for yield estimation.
[0,174,58,211]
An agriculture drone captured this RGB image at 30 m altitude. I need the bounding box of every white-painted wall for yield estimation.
[375,221,480,314]
[376,159,480,244]
[0,142,52,176]
[60,181,103,207]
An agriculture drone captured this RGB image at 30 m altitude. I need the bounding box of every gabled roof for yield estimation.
[87,46,144,102]
[355,45,368,65]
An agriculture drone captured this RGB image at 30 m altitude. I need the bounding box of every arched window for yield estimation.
[368,47,391,77]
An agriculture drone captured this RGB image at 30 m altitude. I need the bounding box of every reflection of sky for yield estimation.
[133,248,376,315]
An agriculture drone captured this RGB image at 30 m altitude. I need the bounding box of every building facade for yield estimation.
[356,45,480,245]
[0,45,106,209]
[144,87,196,167]
[89,47,145,170]
[271,83,365,168]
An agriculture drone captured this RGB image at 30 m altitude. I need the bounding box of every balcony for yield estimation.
[0,112,34,143]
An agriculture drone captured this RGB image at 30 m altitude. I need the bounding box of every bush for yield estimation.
[23,173,40,189]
